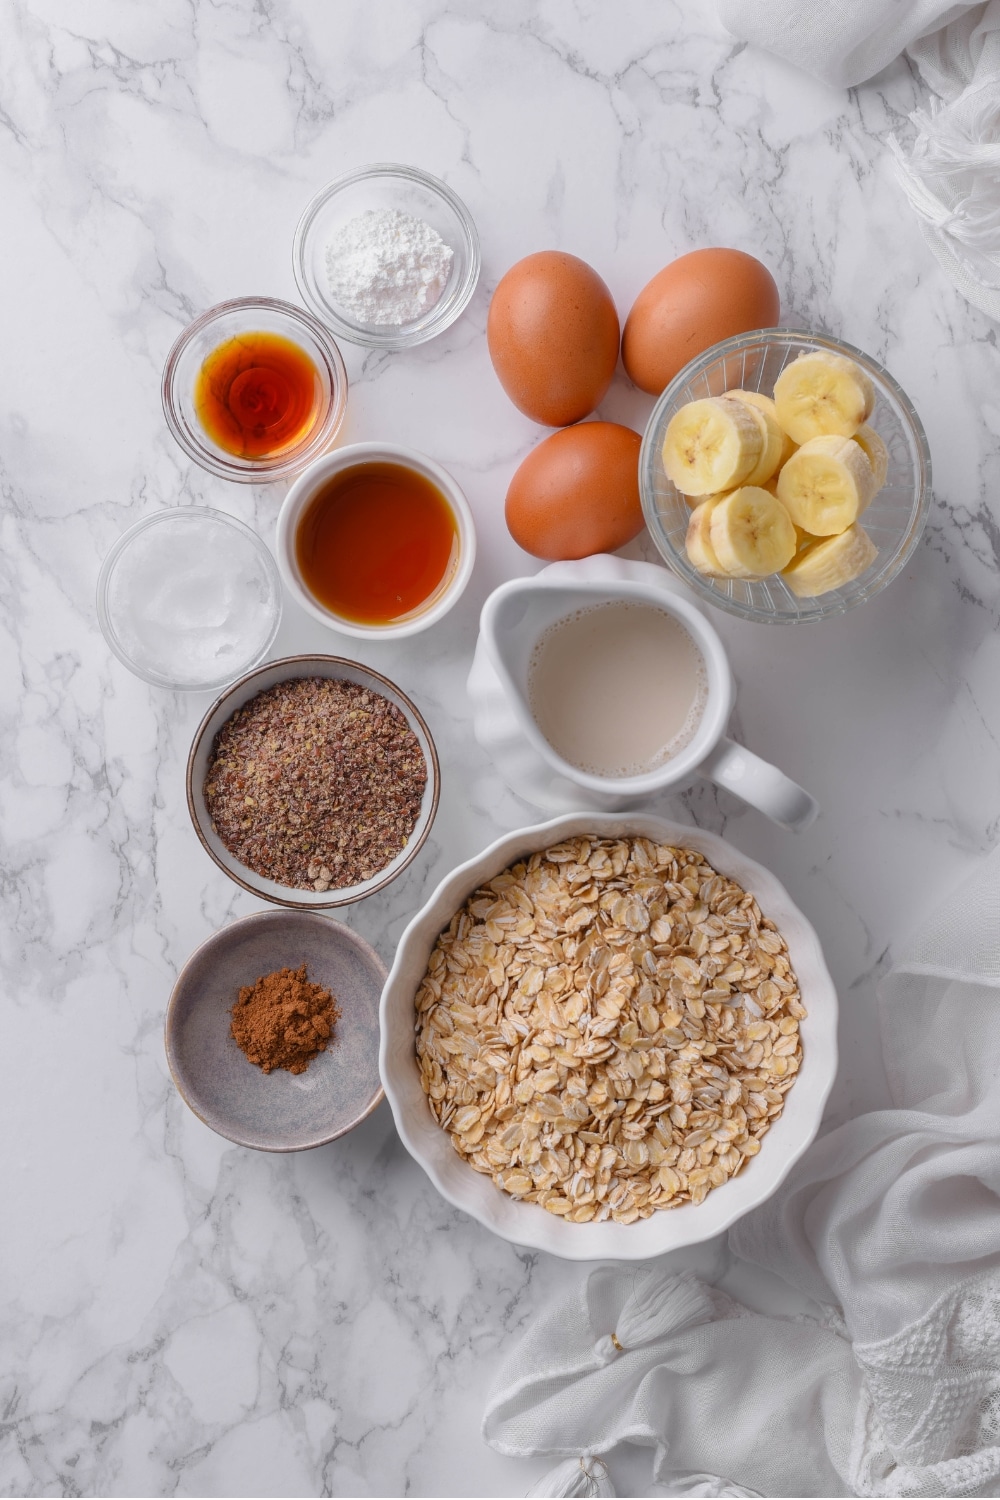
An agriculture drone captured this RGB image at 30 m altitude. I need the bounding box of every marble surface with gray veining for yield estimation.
[2,2,1000,1495]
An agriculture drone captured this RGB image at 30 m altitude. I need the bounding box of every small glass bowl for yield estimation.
[161,297,348,483]
[97,508,282,691]
[639,330,931,624]
[292,163,481,350]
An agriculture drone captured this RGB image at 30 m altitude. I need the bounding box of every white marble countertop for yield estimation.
[3,2,1000,1495]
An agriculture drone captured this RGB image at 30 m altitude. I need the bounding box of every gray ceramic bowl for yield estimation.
[186,654,440,910]
[165,908,386,1151]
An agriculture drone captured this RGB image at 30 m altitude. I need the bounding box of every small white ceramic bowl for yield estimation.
[276,443,477,641]
[187,654,440,910]
[380,811,838,1261]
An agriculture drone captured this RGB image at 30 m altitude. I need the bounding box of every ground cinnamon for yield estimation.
[231,964,340,1075]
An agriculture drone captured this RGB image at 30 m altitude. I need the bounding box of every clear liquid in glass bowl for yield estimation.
[98,508,281,691]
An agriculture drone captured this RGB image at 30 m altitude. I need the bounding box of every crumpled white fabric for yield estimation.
[526,1456,616,1497]
[484,849,1000,1497]
[715,0,978,89]
[716,1,1000,321]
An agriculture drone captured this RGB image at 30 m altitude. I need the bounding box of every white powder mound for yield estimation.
[325,207,455,325]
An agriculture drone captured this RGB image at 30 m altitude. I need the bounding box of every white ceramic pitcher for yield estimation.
[479,566,818,831]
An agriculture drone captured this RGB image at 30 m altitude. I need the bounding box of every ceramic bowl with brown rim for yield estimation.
[166,907,386,1151]
[186,654,440,909]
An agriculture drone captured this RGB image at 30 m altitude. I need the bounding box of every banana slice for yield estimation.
[776,434,877,535]
[729,389,796,471]
[661,396,763,496]
[685,497,726,575]
[708,487,796,578]
[732,399,784,487]
[782,524,878,598]
[853,423,889,490]
[773,351,874,443]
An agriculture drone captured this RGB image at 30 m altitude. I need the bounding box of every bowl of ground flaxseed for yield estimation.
[186,655,440,909]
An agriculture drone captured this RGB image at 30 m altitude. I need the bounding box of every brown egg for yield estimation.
[622,249,780,396]
[487,251,620,426]
[505,422,644,560]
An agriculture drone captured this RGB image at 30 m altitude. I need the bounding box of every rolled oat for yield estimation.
[414,837,805,1223]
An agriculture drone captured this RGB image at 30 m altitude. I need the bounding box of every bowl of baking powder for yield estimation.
[292,162,480,350]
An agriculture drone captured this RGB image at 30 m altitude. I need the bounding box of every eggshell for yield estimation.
[487,251,620,426]
[505,422,644,561]
[622,249,780,396]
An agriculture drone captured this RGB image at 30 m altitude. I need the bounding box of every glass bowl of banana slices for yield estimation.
[639,330,931,623]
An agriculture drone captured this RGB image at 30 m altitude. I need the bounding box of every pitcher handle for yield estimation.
[700,737,818,831]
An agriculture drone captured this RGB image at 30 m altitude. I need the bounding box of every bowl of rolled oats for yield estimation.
[379,812,837,1259]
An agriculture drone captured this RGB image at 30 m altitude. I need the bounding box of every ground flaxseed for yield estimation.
[204,676,427,891]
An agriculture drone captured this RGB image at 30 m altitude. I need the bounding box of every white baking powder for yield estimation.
[324,207,454,325]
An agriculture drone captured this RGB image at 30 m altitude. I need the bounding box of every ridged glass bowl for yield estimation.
[639,330,931,624]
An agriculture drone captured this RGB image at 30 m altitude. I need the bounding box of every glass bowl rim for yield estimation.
[638,327,932,625]
[160,295,348,483]
[96,505,282,691]
[291,161,482,350]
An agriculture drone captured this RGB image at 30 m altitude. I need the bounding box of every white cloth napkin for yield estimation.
[715,1,976,89]
[484,849,1000,1496]
[716,1,1000,321]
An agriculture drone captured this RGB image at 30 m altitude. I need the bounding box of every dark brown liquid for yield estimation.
[296,462,459,624]
[194,331,321,458]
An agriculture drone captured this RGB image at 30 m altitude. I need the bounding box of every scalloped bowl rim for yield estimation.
[379,811,838,1260]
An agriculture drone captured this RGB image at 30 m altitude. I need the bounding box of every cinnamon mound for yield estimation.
[231,964,340,1075]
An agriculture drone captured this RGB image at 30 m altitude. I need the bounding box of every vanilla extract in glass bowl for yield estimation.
[162,297,348,483]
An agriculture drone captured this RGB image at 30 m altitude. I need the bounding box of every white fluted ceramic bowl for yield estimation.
[380,812,838,1260]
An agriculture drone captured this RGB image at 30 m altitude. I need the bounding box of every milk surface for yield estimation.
[528,601,706,777]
